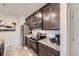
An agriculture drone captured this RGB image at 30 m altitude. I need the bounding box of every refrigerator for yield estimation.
[20,25,30,46]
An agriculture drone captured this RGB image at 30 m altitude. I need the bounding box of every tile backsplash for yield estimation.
[32,30,60,38]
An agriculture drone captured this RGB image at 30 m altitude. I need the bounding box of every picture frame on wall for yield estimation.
[0,20,16,31]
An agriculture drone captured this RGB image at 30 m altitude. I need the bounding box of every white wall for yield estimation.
[67,3,79,56]
[0,13,21,48]
[60,3,68,56]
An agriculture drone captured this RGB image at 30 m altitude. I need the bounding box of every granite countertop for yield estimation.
[38,37,60,51]
[0,39,4,45]
[25,34,33,38]
[25,34,37,39]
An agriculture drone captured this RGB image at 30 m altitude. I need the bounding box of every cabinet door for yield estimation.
[50,4,60,30]
[29,16,34,30]
[27,38,30,49]
[38,46,46,56]
[25,37,28,46]
[25,18,30,25]
[25,37,30,48]
[43,5,50,29]
[33,10,43,29]
[38,42,60,56]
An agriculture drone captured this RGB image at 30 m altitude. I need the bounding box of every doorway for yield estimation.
[68,4,79,56]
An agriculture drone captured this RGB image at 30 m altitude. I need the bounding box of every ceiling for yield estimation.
[0,3,46,17]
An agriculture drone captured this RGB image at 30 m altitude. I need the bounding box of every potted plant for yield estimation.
[12,22,16,29]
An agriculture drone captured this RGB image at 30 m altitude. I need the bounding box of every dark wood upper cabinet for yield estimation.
[50,4,60,30]
[25,3,60,30]
[43,3,60,30]
[29,16,34,30]
[25,18,30,25]
[27,10,43,30]
[43,5,50,30]
[33,10,43,29]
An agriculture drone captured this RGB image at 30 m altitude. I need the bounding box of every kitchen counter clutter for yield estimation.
[38,37,60,51]
[25,34,37,40]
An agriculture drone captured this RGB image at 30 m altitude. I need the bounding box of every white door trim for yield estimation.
[68,6,79,55]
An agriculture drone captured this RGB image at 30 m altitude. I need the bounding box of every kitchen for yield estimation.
[21,3,60,56]
[0,3,67,56]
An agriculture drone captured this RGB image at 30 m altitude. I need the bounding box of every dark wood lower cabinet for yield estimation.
[25,36,30,49]
[46,51,55,56]
[25,37,60,56]
[38,45,46,56]
[30,39,38,53]
[38,42,60,56]
[0,51,1,56]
